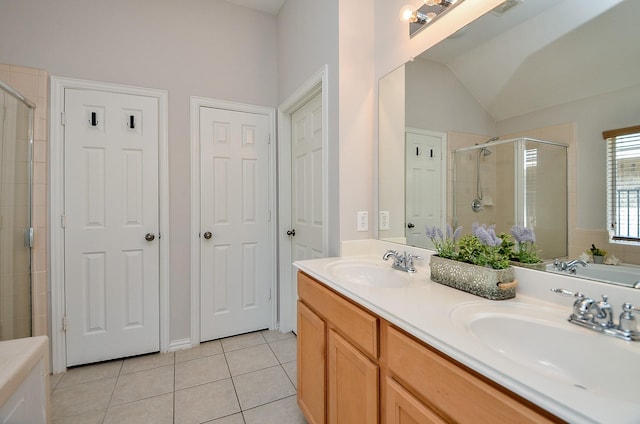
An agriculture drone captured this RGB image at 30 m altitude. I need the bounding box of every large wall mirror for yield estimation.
[378,0,640,285]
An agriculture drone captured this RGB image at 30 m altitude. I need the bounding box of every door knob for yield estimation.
[286,229,296,237]
[407,223,415,229]
[203,231,213,240]
[145,233,155,241]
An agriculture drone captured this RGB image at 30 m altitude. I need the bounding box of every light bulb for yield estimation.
[399,5,416,22]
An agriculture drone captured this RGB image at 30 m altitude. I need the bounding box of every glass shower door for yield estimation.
[0,83,33,341]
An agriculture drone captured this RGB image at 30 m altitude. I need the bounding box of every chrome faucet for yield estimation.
[552,258,587,274]
[383,250,422,273]
[552,288,640,341]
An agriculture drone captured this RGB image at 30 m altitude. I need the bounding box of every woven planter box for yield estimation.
[429,255,517,300]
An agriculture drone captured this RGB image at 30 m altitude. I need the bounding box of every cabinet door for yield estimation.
[297,300,326,424]
[328,330,379,424]
[384,377,446,424]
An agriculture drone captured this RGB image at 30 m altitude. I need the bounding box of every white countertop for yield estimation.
[294,251,640,424]
[0,336,48,407]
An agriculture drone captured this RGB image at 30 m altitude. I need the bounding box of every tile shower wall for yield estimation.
[0,64,49,338]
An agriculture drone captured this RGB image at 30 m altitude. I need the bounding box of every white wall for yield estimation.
[277,0,341,254]
[405,59,496,135]
[0,0,278,343]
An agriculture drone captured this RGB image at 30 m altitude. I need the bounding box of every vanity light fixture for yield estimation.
[401,0,465,38]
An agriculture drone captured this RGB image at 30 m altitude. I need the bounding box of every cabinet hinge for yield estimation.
[61,112,65,126]
[267,133,271,144]
[62,316,68,332]
[268,288,272,300]
[61,214,66,228]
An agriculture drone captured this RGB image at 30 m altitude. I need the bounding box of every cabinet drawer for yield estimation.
[298,271,379,359]
[383,323,560,424]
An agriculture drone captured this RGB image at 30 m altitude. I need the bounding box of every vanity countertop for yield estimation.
[294,255,640,424]
[0,336,48,407]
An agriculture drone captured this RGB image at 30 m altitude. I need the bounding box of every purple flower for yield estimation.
[511,225,536,243]
[452,226,462,241]
[473,223,502,247]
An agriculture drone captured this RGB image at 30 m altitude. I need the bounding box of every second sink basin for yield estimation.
[324,258,422,288]
[450,302,640,403]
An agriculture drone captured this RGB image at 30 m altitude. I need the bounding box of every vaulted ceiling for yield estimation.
[421,0,636,121]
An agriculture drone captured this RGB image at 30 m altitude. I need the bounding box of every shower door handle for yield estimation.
[24,227,34,248]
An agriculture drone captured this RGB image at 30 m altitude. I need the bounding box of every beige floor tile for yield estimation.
[221,332,266,352]
[233,365,296,410]
[243,395,306,424]
[269,337,297,364]
[175,353,230,390]
[103,393,173,424]
[50,373,63,392]
[261,330,295,343]
[175,379,240,424]
[207,413,245,424]
[51,377,116,419]
[58,360,122,387]
[282,361,297,389]
[52,409,106,424]
[176,340,223,363]
[110,365,174,406]
[121,351,174,375]
[226,343,279,376]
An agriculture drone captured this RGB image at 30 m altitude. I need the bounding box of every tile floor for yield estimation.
[50,330,307,424]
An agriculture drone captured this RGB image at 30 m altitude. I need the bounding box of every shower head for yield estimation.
[485,136,499,143]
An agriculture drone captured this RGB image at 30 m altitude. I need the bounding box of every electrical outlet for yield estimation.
[379,211,390,230]
[357,211,368,232]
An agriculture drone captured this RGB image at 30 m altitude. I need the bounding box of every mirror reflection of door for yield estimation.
[405,129,446,248]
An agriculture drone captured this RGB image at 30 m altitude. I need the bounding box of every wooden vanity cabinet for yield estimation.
[381,322,562,424]
[297,271,562,424]
[297,271,379,424]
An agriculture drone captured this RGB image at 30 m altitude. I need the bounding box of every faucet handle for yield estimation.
[620,303,640,333]
[551,288,584,298]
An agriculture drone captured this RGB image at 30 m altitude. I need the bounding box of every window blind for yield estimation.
[605,129,640,241]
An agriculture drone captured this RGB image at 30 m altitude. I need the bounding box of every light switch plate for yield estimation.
[357,211,368,232]
[379,211,390,230]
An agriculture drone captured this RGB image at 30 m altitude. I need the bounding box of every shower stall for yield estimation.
[0,79,34,341]
[453,137,568,259]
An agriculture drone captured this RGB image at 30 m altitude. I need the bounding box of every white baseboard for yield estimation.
[168,338,193,352]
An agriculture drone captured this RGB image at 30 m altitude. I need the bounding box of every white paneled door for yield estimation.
[405,129,445,248]
[199,107,272,342]
[289,92,324,333]
[64,89,160,366]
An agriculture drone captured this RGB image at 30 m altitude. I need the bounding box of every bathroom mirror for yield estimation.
[378,0,640,280]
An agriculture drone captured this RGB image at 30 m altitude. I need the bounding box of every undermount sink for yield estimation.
[324,258,425,288]
[450,302,640,403]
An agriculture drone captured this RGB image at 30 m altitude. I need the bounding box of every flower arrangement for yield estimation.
[590,244,607,257]
[509,225,542,264]
[425,224,461,260]
[425,222,511,269]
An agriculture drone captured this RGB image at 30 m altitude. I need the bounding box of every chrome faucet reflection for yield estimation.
[383,250,422,273]
[552,258,588,274]
[552,288,640,341]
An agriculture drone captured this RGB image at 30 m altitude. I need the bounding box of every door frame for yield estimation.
[277,65,329,333]
[49,76,170,373]
[189,97,277,346]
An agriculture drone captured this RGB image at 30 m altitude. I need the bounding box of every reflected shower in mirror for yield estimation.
[453,138,567,260]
